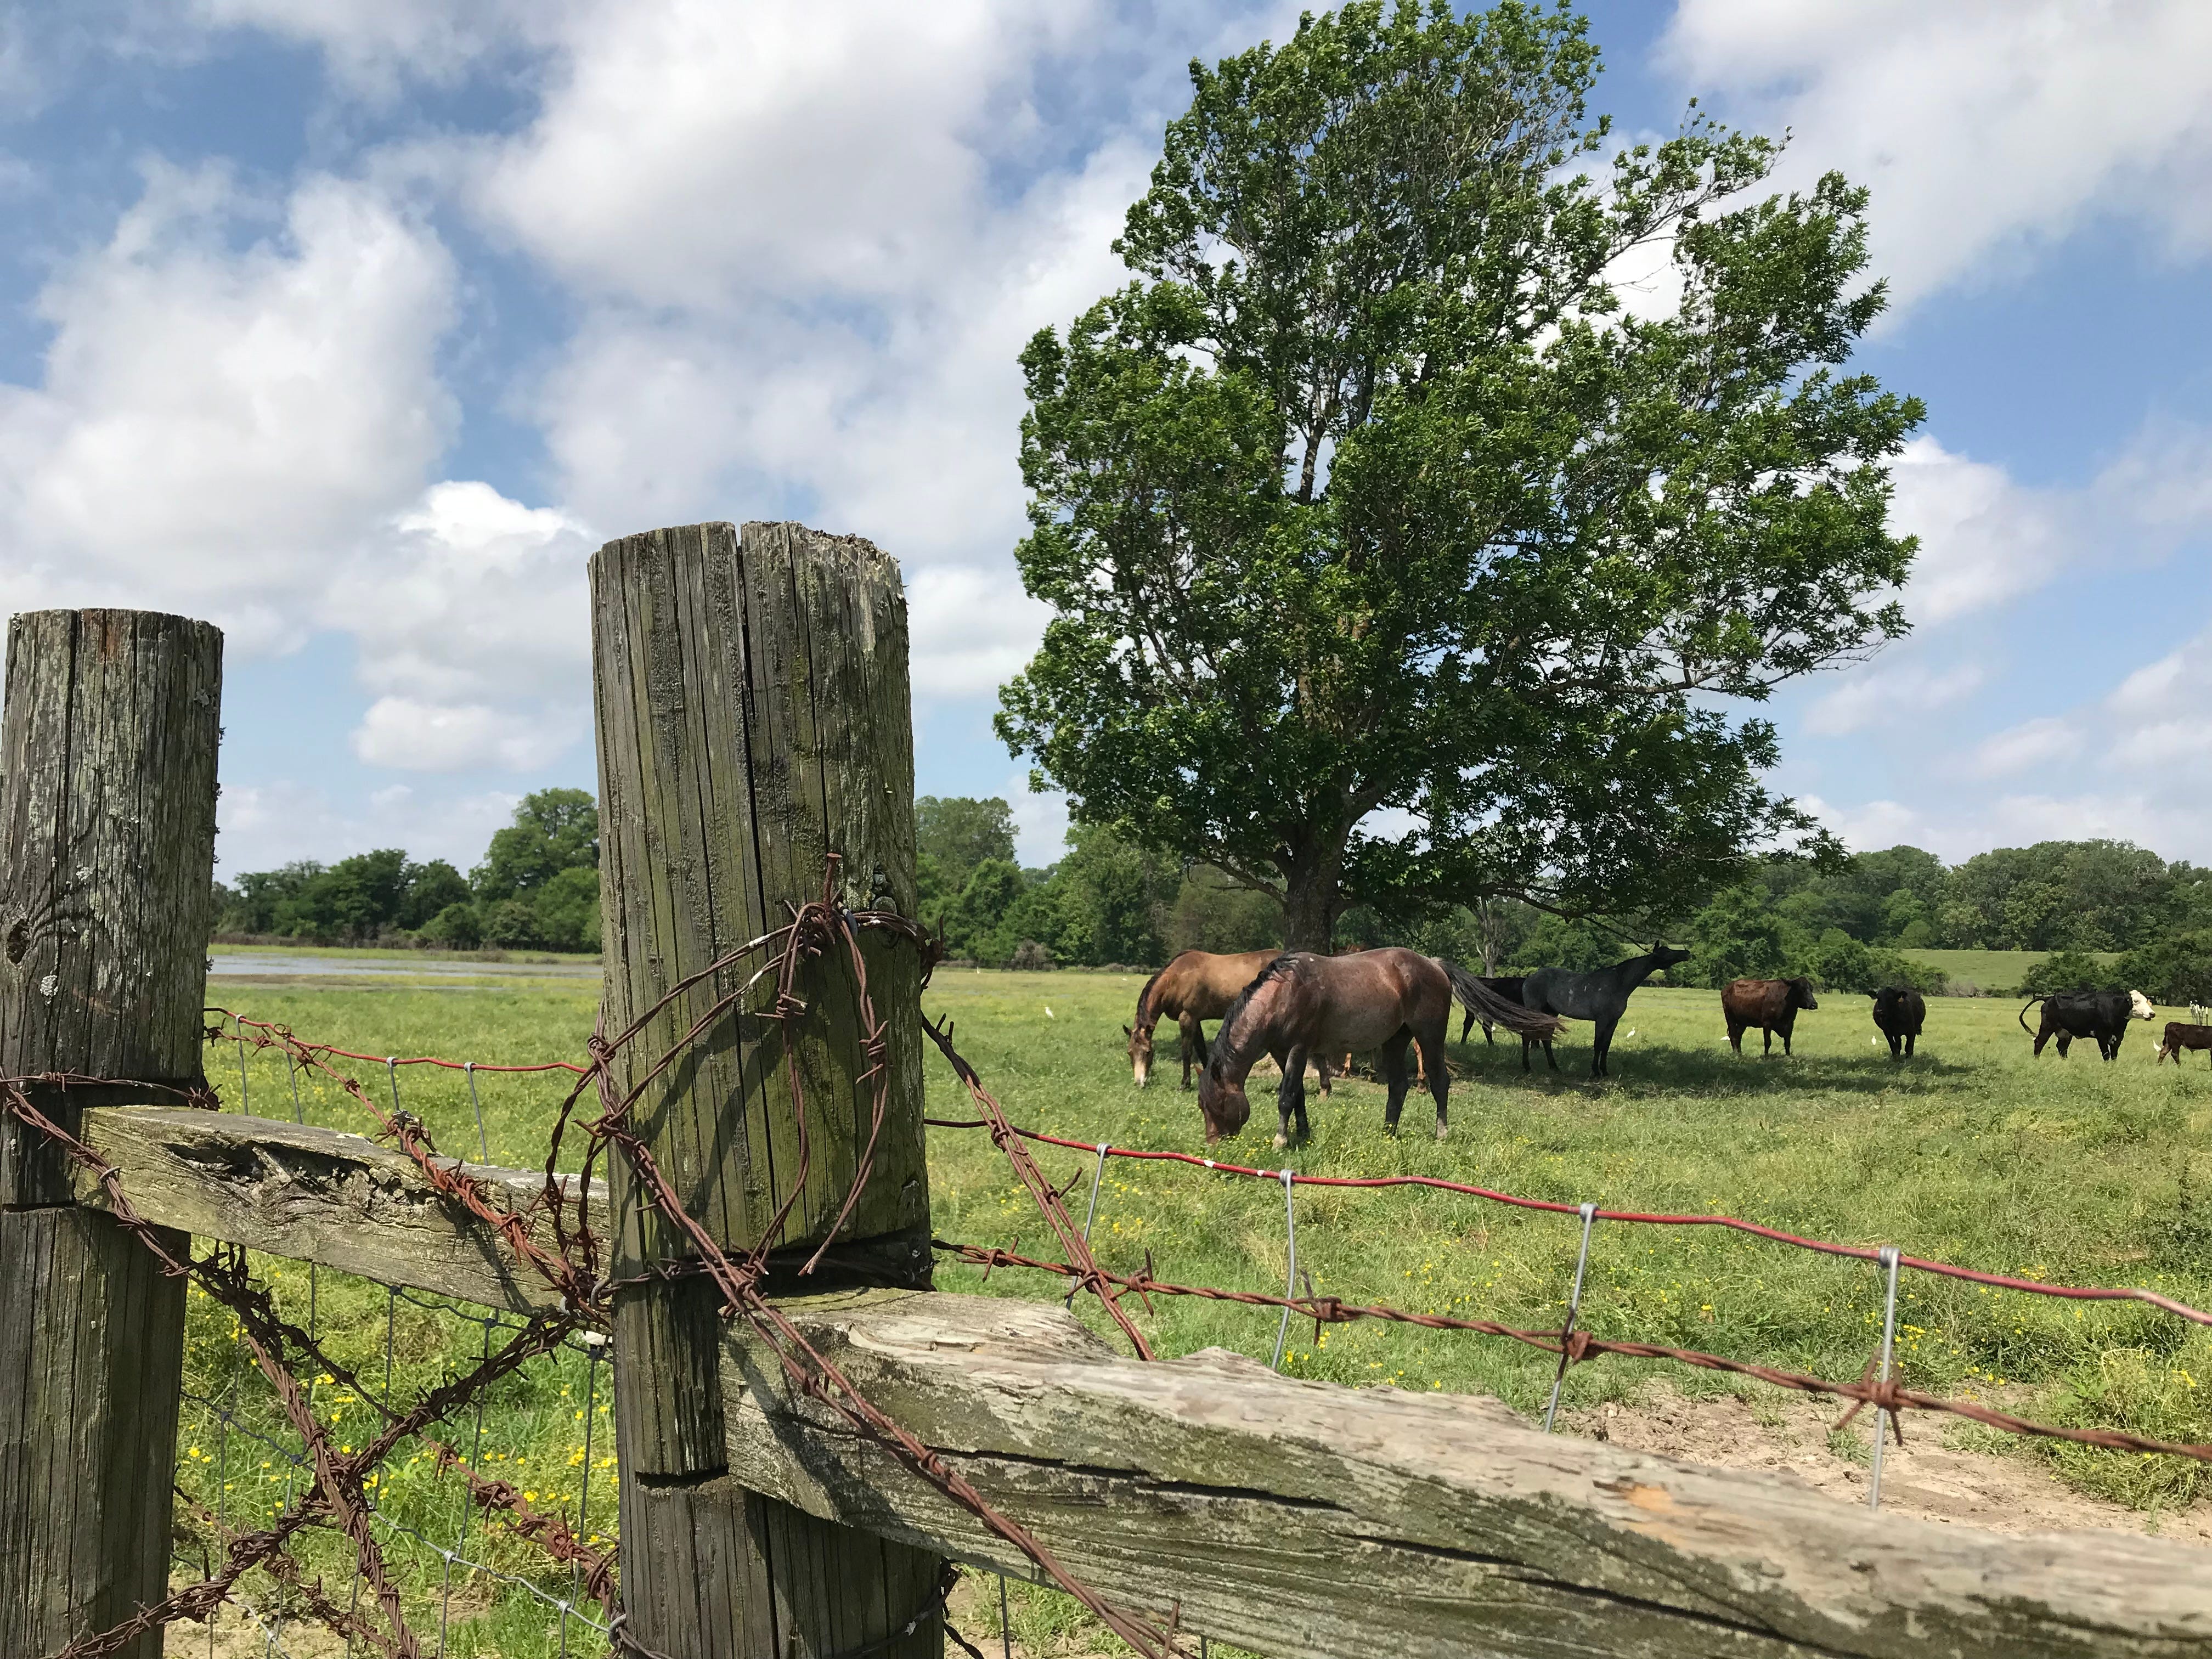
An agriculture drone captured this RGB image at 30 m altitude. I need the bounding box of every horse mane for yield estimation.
[1211,951,1297,1061]
[1132,963,1170,1025]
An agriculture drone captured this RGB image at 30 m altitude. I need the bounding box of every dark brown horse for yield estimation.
[1196,950,1558,1147]
[1125,948,1281,1088]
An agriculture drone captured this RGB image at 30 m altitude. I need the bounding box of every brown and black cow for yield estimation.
[1870,986,1926,1059]
[1723,977,1819,1057]
[2156,1022,2212,1066]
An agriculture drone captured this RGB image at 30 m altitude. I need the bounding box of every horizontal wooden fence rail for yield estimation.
[43,1105,2212,1657]
[72,1105,592,1313]
[721,1288,2212,1659]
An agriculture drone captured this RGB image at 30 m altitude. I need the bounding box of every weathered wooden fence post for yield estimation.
[592,522,940,1657]
[0,609,222,1658]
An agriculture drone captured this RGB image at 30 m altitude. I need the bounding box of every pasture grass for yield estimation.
[190,969,2212,1654]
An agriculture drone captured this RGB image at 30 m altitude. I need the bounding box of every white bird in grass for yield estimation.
[1045,1007,1054,1019]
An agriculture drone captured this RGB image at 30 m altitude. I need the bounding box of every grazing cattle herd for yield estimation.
[1122,945,2195,1146]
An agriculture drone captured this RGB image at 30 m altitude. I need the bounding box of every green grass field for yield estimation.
[187,967,2212,1654]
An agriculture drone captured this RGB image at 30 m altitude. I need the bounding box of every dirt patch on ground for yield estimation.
[1562,1382,2212,1544]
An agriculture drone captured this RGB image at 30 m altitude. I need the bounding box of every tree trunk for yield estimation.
[1279,861,1343,954]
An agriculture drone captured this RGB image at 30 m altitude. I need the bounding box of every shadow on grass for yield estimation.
[1434,1039,1981,1100]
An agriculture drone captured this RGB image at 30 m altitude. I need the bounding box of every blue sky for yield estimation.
[1,1,2208,879]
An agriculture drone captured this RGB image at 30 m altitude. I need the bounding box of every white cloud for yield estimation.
[190,0,556,95]
[1971,716,2073,780]
[351,696,574,771]
[458,2,1244,699]
[0,161,456,653]
[1005,772,1069,867]
[0,168,605,778]
[1796,794,1929,855]
[1975,625,2212,787]
[1887,437,2073,624]
[1815,620,2212,864]
[1802,788,2210,865]
[471,2,1094,312]
[906,565,1051,698]
[218,778,521,874]
[1803,659,1985,737]
[326,480,596,767]
[1884,425,2212,626]
[1661,0,2212,315]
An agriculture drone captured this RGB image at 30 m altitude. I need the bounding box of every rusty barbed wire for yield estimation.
[934,1239,2212,1466]
[21,847,2212,1658]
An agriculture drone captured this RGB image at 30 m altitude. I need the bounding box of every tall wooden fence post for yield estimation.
[592,523,940,1658]
[0,609,222,1658]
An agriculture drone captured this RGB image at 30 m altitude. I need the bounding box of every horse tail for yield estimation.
[1441,960,1562,1040]
[2018,995,2046,1035]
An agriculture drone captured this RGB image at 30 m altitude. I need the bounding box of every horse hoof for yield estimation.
[1271,1132,1288,1150]
[1435,1124,1448,1141]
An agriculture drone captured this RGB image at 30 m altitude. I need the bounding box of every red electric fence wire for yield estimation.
[25,884,2211,1658]
[923,1115,2212,1325]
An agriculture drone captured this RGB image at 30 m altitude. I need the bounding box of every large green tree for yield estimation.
[473,787,599,901]
[997,0,1922,949]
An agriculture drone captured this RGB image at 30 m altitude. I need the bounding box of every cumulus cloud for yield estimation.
[1807,623,2212,864]
[1803,659,1985,737]
[1802,788,2212,865]
[1004,772,1070,867]
[1884,425,2212,626]
[1976,624,2212,786]
[1970,716,2074,780]
[0,165,602,777]
[190,0,557,95]
[351,696,575,771]
[906,565,1052,698]
[1661,0,2212,314]
[219,778,522,874]
[326,481,597,768]
[0,161,456,652]
[460,2,1261,692]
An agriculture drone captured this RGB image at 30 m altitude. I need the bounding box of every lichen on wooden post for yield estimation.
[0,608,222,1659]
[591,521,939,1657]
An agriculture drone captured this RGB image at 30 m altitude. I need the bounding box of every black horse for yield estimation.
[1520,946,1691,1077]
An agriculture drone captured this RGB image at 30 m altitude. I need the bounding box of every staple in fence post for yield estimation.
[1867,1245,1901,1511]
[465,1060,489,1160]
[998,1573,1013,1659]
[236,1025,250,1115]
[1271,1169,1299,1372]
[1064,1142,1110,1308]
[1543,1202,1599,1432]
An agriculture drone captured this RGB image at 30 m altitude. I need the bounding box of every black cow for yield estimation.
[1870,987,1926,1059]
[2018,988,2154,1061]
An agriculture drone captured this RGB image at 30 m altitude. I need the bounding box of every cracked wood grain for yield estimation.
[718,1288,2212,1659]
[0,610,217,1659]
[592,521,940,1658]
[71,1105,597,1313]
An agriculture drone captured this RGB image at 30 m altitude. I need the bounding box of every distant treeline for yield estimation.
[213,793,2212,1002]
[213,789,600,952]
[923,806,2212,1002]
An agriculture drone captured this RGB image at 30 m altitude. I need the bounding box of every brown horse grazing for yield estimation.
[1125,949,1282,1088]
[1195,950,1477,1147]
